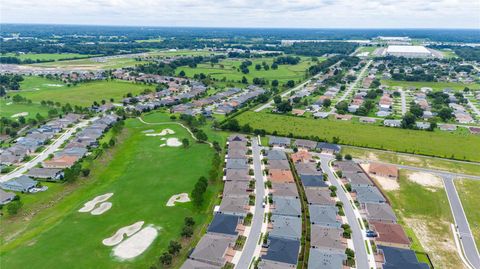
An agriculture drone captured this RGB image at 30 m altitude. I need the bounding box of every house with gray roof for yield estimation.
[352,185,386,204]
[262,237,300,266]
[207,214,241,237]
[219,196,249,216]
[189,233,235,266]
[269,215,302,240]
[316,143,341,154]
[300,174,328,188]
[294,139,318,150]
[227,148,248,159]
[310,225,346,253]
[364,203,397,223]
[223,181,250,197]
[0,189,16,205]
[228,134,248,142]
[334,161,362,173]
[257,259,295,269]
[225,169,251,182]
[384,119,402,127]
[344,171,373,187]
[25,168,64,181]
[0,153,23,165]
[226,158,249,170]
[377,245,429,269]
[272,197,302,217]
[265,150,287,160]
[268,159,290,170]
[268,136,291,147]
[180,259,221,269]
[308,248,346,269]
[270,183,298,198]
[305,189,335,206]
[295,162,321,175]
[0,175,37,192]
[309,205,341,228]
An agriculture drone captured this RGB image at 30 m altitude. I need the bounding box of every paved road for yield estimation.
[0,118,93,183]
[399,88,407,115]
[319,155,372,269]
[466,98,480,119]
[443,177,480,269]
[236,137,265,269]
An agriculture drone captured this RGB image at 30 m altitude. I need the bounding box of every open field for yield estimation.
[3,53,98,62]
[0,99,51,119]
[381,80,480,91]
[454,179,480,248]
[383,170,463,269]
[342,146,480,175]
[14,77,153,106]
[233,111,480,162]
[147,49,222,57]
[0,113,220,269]
[29,57,147,70]
[176,56,317,86]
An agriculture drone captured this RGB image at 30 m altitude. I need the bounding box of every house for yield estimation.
[415,122,431,130]
[377,245,429,269]
[218,196,249,216]
[269,215,302,240]
[188,233,235,266]
[42,155,78,169]
[226,158,249,170]
[268,169,295,183]
[309,205,341,228]
[268,136,291,148]
[368,163,398,179]
[180,259,220,269]
[270,183,299,198]
[227,148,248,159]
[257,259,295,269]
[364,203,397,224]
[25,168,64,181]
[268,160,291,170]
[439,124,457,131]
[262,237,300,266]
[469,127,480,135]
[299,174,328,188]
[294,139,318,150]
[272,197,302,217]
[0,189,16,205]
[316,143,341,154]
[223,181,250,197]
[228,134,248,142]
[225,169,251,182]
[308,248,347,269]
[360,117,377,123]
[310,226,346,253]
[265,150,288,160]
[207,214,242,237]
[305,189,335,206]
[294,162,320,175]
[383,119,401,127]
[0,175,37,192]
[343,171,373,187]
[290,151,312,163]
[335,161,363,173]
[352,185,386,204]
[335,114,352,121]
[370,221,410,248]
[291,109,305,116]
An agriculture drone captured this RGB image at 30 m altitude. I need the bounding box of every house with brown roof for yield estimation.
[363,203,397,224]
[268,169,295,183]
[370,221,410,249]
[270,183,298,198]
[188,233,236,266]
[223,181,251,197]
[305,189,335,206]
[42,155,78,169]
[225,169,251,182]
[291,150,313,163]
[368,163,398,179]
[294,139,317,150]
[268,159,291,170]
[310,225,346,253]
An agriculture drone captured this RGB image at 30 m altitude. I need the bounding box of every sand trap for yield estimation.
[166,137,182,147]
[6,102,12,105]
[408,172,443,189]
[145,129,175,137]
[102,221,144,246]
[142,129,154,133]
[161,138,166,141]
[166,193,191,206]
[44,83,64,87]
[113,226,158,259]
[160,144,166,147]
[11,112,28,118]
[91,202,112,215]
[79,193,114,213]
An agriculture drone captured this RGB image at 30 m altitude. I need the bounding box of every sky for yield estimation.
[1,0,480,29]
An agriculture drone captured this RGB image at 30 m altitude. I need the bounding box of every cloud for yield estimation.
[1,0,479,28]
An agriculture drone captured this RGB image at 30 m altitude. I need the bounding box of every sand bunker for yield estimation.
[166,193,191,206]
[78,193,114,213]
[408,172,443,189]
[44,83,64,87]
[142,129,154,133]
[113,226,158,259]
[102,221,145,246]
[91,202,112,215]
[166,137,182,147]
[6,102,12,105]
[160,144,166,147]
[11,112,28,118]
[145,128,175,136]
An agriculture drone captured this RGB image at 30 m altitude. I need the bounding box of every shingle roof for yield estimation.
[294,162,321,175]
[378,245,430,269]
[268,159,291,170]
[266,150,287,160]
[305,189,335,206]
[294,139,318,149]
[218,196,249,216]
[308,248,346,269]
[225,169,251,182]
[300,174,328,188]
[352,185,386,204]
[310,225,346,253]
[25,168,63,179]
[263,237,300,265]
[270,215,302,240]
[371,221,410,247]
[223,181,250,197]
[268,169,294,183]
[316,143,341,152]
[272,197,302,217]
[344,171,373,186]
[271,183,298,198]
[226,158,249,170]
[309,205,341,227]
[364,203,397,223]
[180,259,221,269]
[268,136,291,146]
[207,214,240,236]
[257,260,295,269]
[189,234,235,266]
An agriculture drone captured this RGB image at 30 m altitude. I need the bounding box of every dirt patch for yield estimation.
[78,193,113,213]
[112,226,158,259]
[91,202,112,215]
[102,221,144,246]
[407,172,443,190]
[166,193,191,207]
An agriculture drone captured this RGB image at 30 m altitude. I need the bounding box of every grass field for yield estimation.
[30,57,147,70]
[14,77,153,106]
[3,53,97,61]
[454,179,480,248]
[176,56,317,86]
[383,170,462,268]
[381,80,480,91]
[233,111,480,162]
[0,113,221,269]
[0,99,51,119]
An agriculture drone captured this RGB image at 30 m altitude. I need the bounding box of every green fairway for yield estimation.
[233,111,480,162]
[454,179,480,248]
[14,77,153,106]
[0,113,220,269]
[381,80,480,91]
[0,99,51,119]
[3,53,97,61]
[176,57,317,86]
[383,170,461,268]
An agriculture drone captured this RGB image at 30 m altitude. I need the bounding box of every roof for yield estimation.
[386,45,430,54]
[305,189,335,206]
[268,136,291,146]
[268,159,291,170]
[308,248,346,269]
[300,174,328,188]
[295,162,321,175]
[43,155,78,168]
[266,150,287,160]
[364,203,397,223]
[290,151,312,163]
[344,171,373,186]
[294,139,317,149]
[270,215,302,240]
[226,158,249,170]
[225,169,251,182]
[352,185,386,204]
[0,189,15,202]
[378,245,430,269]
[0,175,37,191]
[316,142,341,152]
[310,225,345,253]
[218,196,249,216]
[335,161,362,173]
[309,205,341,228]
[228,134,248,142]
[180,259,221,269]
[371,221,410,247]
[369,163,398,178]
[271,183,298,198]
[272,197,302,217]
[257,260,295,269]
[25,168,63,179]
[268,169,294,183]
[263,236,300,265]
[223,181,250,197]
[207,214,240,236]
[189,233,235,266]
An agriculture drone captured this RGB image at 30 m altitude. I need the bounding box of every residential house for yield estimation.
[383,119,401,127]
[25,168,64,181]
[376,245,429,269]
[309,205,342,228]
[310,226,346,253]
[218,196,249,216]
[291,151,313,163]
[269,215,302,240]
[257,260,295,269]
[188,233,235,266]
[299,174,328,188]
[370,221,410,248]
[43,155,78,169]
[368,163,398,179]
[268,136,291,148]
[265,150,287,160]
[352,185,386,204]
[0,189,16,205]
[225,169,251,182]
[207,214,242,237]
[268,169,295,184]
[262,237,300,266]
[308,248,347,269]
[268,160,291,170]
[226,159,249,170]
[294,139,318,150]
[0,175,37,192]
[223,181,250,197]
[181,259,220,269]
[272,197,302,217]
[270,183,299,198]
[305,189,335,206]
[363,203,397,224]
[316,143,341,154]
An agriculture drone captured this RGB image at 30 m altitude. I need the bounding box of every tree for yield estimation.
[7,200,22,215]
[255,64,262,70]
[179,70,186,77]
[438,107,453,121]
[335,153,343,161]
[322,99,332,108]
[344,154,352,160]
[182,138,189,148]
[195,130,208,142]
[184,217,195,226]
[241,124,252,133]
[271,80,279,87]
[181,225,194,237]
[159,252,173,265]
[225,119,240,131]
[286,80,295,88]
[241,76,248,84]
[81,168,90,177]
[168,241,182,255]
[401,112,416,129]
[109,138,115,147]
[276,101,292,113]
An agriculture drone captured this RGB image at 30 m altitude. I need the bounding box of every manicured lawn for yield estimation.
[14,78,153,107]
[381,80,480,91]
[234,111,480,162]
[454,179,480,248]
[176,57,317,86]
[30,57,147,70]
[3,53,97,61]
[0,99,51,119]
[0,114,220,269]
[383,170,462,268]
